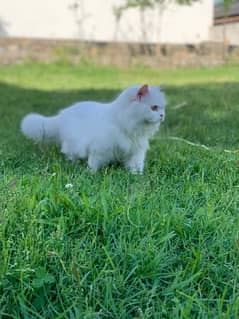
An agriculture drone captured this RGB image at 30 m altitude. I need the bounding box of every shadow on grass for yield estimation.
[0,81,239,172]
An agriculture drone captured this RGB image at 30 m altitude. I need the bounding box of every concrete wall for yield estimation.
[0,0,213,44]
[211,23,239,45]
[1,37,236,68]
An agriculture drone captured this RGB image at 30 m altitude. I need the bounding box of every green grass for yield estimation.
[1,62,239,318]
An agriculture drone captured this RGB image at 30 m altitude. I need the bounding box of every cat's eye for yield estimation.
[151,105,159,112]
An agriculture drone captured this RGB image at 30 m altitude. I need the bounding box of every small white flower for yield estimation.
[51,172,56,177]
[65,183,73,189]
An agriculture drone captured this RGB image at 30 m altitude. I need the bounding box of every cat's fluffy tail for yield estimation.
[21,113,60,143]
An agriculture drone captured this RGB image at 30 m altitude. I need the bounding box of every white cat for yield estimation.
[21,84,166,174]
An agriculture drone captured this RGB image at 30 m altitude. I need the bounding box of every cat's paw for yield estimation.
[88,166,99,174]
[87,155,105,173]
[129,168,144,175]
[125,159,144,175]
[125,162,144,175]
[65,154,77,161]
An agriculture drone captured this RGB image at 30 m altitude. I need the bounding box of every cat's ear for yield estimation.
[136,84,149,100]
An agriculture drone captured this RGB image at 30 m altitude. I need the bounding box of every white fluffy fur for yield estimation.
[21,85,166,173]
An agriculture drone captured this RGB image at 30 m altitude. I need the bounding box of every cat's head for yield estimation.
[124,84,166,125]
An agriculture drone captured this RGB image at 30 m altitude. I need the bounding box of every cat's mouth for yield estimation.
[145,117,164,124]
[145,119,160,125]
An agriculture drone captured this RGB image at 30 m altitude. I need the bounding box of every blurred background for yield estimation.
[0,0,238,68]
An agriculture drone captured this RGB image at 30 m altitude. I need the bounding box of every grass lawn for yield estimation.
[0,62,239,318]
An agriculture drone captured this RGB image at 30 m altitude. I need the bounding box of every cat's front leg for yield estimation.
[125,149,146,174]
[87,154,108,173]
